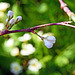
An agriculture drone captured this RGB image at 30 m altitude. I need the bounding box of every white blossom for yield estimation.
[0,12,4,17]
[43,33,53,37]
[9,18,15,25]
[4,38,14,47]
[18,33,31,42]
[28,58,42,72]
[10,47,19,56]
[16,16,22,22]
[0,2,10,11]
[10,62,23,75]
[0,23,4,30]
[7,10,13,19]
[20,44,35,56]
[43,36,56,48]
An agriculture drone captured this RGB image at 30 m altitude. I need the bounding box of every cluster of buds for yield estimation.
[2,10,56,49]
[5,10,22,30]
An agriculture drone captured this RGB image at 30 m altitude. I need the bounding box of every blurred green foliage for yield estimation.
[0,0,75,75]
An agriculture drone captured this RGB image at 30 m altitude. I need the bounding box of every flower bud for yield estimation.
[43,36,56,48]
[7,10,13,19]
[9,18,15,25]
[16,16,22,22]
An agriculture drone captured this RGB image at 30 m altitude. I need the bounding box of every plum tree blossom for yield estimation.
[10,62,23,75]
[10,47,19,56]
[0,23,4,30]
[4,38,14,47]
[18,33,31,42]
[0,2,10,11]
[43,36,56,48]
[20,44,35,56]
[28,58,42,72]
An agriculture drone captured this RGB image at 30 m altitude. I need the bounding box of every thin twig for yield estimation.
[0,21,75,36]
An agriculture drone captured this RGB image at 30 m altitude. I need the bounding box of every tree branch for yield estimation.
[59,0,75,22]
[0,21,75,36]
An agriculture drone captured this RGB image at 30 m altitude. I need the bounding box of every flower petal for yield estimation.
[43,39,53,48]
[47,36,56,43]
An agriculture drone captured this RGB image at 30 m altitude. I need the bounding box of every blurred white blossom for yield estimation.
[37,31,43,41]
[43,36,56,48]
[18,33,31,42]
[43,32,54,37]
[10,62,23,75]
[0,12,4,17]
[38,3,48,13]
[16,16,22,22]
[0,23,4,30]
[7,10,13,19]
[9,18,15,25]
[28,58,42,72]
[0,2,10,11]
[20,44,35,56]
[37,31,43,36]
[10,47,19,56]
[4,38,14,47]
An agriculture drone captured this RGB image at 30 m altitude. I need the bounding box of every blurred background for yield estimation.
[0,0,75,75]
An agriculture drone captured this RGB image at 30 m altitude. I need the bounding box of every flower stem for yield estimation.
[31,31,44,40]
